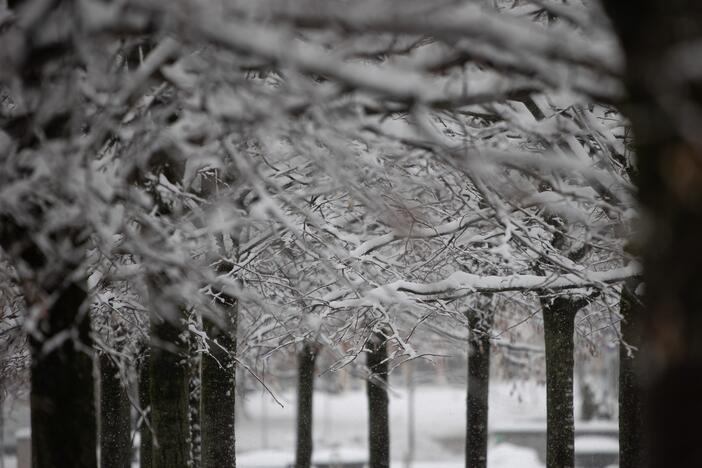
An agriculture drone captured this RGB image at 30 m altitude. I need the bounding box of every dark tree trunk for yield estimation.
[138,350,152,468]
[542,297,582,468]
[466,310,493,468]
[150,316,190,468]
[29,281,97,468]
[599,3,702,467]
[0,2,97,467]
[189,337,201,468]
[99,354,132,468]
[294,342,318,468]
[201,302,238,468]
[618,278,643,468]
[366,332,390,468]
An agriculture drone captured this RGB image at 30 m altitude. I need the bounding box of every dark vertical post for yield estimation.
[466,310,492,468]
[367,332,390,468]
[294,342,318,468]
[99,354,131,468]
[0,0,97,466]
[542,297,579,468]
[29,282,97,468]
[200,301,238,468]
[619,278,643,468]
[188,337,201,468]
[138,350,152,468]
[599,3,702,467]
[150,316,190,468]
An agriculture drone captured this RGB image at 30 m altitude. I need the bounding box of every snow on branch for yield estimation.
[328,263,640,308]
[144,3,538,106]
[350,210,490,257]
[246,0,621,74]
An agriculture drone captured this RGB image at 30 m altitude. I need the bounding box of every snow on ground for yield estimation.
[486,443,544,468]
[3,381,612,467]
[237,443,543,468]
[575,436,619,454]
[237,382,548,463]
[238,449,293,467]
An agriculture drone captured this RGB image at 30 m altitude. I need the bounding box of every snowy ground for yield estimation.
[237,443,543,468]
[236,381,548,462]
[2,381,619,467]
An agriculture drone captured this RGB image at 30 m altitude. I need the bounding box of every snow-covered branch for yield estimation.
[329,263,640,308]
[350,211,490,257]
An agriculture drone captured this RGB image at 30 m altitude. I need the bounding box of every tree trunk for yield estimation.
[466,310,493,468]
[189,337,201,468]
[29,281,97,468]
[542,297,581,468]
[150,316,190,468]
[294,342,318,468]
[618,278,643,468]
[599,3,702,467]
[1,2,97,466]
[99,354,131,468]
[367,332,390,468]
[200,303,238,468]
[138,350,152,468]
[0,395,4,468]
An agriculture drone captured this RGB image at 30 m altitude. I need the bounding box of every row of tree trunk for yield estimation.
[25,260,640,468]
[91,297,239,468]
[89,288,644,468]
[465,291,643,468]
[94,328,391,468]
[292,331,390,468]
[294,296,642,468]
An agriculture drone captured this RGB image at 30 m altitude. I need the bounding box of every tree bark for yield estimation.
[599,3,702,467]
[0,1,97,467]
[366,332,390,468]
[466,310,493,468]
[150,316,190,468]
[99,354,132,468]
[294,342,318,468]
[618,278,643,468]
[0,396,4,468]
[138,350,152,468]
[29,281,97,468]
[201,302,238,468]
[542,297,582,468]
[189,337,201,468]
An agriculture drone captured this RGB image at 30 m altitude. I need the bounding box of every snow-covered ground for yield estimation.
[236,382,548,462]
[2,382,619,467]
[237,443,543,468]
